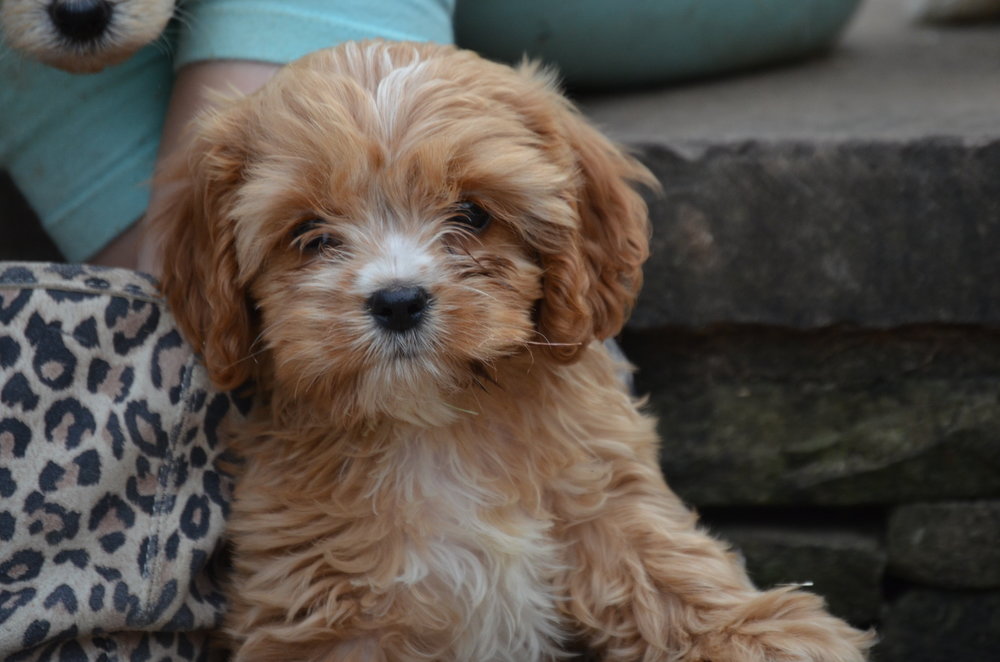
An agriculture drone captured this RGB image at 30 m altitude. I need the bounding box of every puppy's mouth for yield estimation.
[368,326,433,363]
[385,340,426,361]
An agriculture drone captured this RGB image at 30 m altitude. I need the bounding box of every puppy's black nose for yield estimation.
[49,0,113,44]
[368,286,430,333]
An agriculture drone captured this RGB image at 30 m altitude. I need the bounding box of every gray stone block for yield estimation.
[577,0,1000,330]
[709,523,885,625]
[626,139,1000,329]
[887,501,1000,589]
[877,589,1000,662]
[622,327,1000,506]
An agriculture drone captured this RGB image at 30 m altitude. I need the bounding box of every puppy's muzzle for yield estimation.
[367,285,430,333]
[48,0,113,44]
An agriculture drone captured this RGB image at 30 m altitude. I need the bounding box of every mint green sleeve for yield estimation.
[0,45,171,262]
[176,0,456,68]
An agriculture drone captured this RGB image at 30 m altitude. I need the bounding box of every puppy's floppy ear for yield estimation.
[154,104,256,391]
[516,68,657,363]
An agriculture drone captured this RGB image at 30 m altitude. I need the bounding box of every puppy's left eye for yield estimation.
[449,202,492,233]
[292,218,340,252]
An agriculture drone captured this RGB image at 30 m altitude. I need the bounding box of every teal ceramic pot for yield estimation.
[454,0,862,89]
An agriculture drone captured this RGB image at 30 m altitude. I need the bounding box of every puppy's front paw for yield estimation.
[696,588,874,662]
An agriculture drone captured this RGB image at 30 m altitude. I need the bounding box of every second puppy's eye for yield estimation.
[449,202,492,232]
[292,218,339,252]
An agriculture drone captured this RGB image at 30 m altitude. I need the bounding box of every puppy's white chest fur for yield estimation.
[382,439,565,661]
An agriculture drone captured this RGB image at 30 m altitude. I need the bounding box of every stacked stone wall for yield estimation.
[624,144,1000,661]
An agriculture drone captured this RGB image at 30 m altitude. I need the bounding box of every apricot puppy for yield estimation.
[156,40,874,662]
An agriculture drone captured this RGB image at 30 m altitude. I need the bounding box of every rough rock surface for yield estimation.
[628,140,1000,330]
[625,327,1000,506]
[887,501,1000,589]
[709,522,885,624]
[877,590,1000,662]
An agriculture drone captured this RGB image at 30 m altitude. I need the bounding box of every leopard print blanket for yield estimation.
[1,262,246,661]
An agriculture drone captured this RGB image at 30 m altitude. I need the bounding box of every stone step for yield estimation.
[887,501,1000,589]
[708,520,886,625]
[578,0,1000,329]
[624,326,1000,506]
[878,589,1000,662]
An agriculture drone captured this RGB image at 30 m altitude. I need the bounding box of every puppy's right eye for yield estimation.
[291,218,339,252]
[449,202,492,233]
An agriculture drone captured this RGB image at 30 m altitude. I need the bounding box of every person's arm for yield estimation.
[92,60,279,274]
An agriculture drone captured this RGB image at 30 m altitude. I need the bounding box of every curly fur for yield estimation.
[0,0,174,72]
[155,41,875,661]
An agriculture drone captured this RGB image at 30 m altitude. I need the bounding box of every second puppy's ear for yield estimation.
[153,103,257,391]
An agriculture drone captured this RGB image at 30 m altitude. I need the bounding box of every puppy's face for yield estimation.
[0,0,174,73]
[158,42,653,424]
[240,122,550,422]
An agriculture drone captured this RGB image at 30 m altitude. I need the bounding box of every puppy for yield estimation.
[156,41,874,661]
[0,0,174,72]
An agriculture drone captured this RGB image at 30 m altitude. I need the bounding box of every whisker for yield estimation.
[291,363,325,401]
[472,363,502,390]
[521,340,584,347]
[170,5,198,32]
[523,343,536,372]
[456,284,500,303]
[151,31,175,58]
[218,315,293,372]
[459,243,487,267]
[221,345,268,371]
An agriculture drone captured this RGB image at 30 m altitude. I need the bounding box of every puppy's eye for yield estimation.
[292,218,340,252]
[449,202,492,233]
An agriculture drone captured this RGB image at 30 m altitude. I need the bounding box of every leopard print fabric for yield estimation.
[0,262,247,661]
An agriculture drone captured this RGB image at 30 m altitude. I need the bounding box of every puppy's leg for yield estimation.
[230,637,386,662]
[553,459,873,662]
[224,554,462,662]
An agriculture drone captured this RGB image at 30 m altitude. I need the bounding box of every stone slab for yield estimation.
[623,326,1000,506]
[877,589,1000,662]
[627,140,1000,329]
[578,0,1000,329]
[708,522,885,625]
[887,501,1000,589]
[580,0,1000,143]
